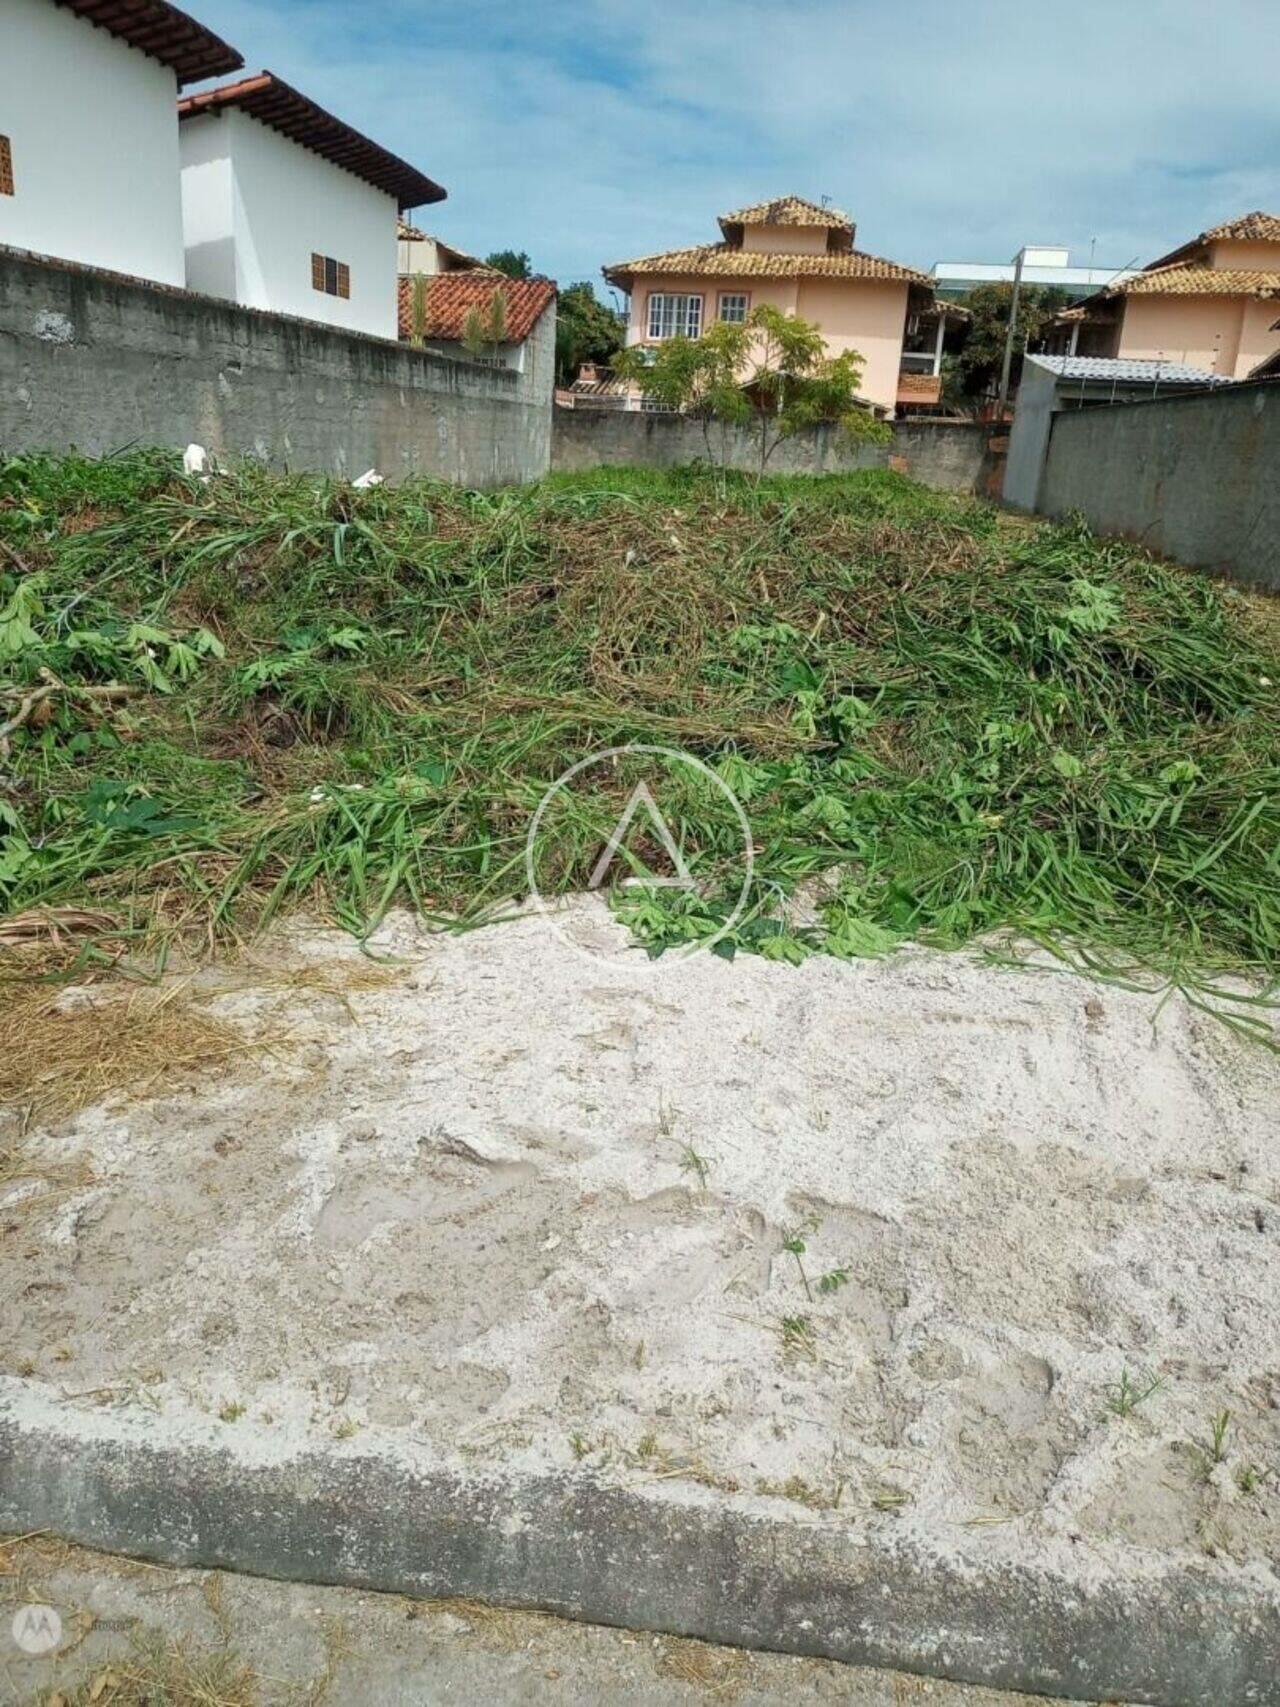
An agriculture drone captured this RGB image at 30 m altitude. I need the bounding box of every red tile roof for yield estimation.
[1147,210,1280,271]
[178,73,445,210]
[603,242,929,290]
[398,274,555,344]
[56,0,242,85]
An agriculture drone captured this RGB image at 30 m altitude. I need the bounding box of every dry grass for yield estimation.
[37,1635,260,1707]
[0,982,253,1125]
[654,1632,750,1697]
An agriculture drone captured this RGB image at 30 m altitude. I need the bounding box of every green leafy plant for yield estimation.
[678,1144,711,1189]
[1104,1368,1166,1418]
[781,1217,820,1300]
[0,451,1276,1043]
[614,304,890,474]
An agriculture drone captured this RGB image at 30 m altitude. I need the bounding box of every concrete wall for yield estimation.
[1001,358,1060,511]
[0,248,552,487]
[551,405,998,494]
[180,110,399,339]
[1039,381,1279,589]
[0,0,185,286]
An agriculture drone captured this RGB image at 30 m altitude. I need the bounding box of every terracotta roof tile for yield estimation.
[718,195,852,230]
[179,74,444,209]
[56,0,242,85]
[1146,210,1280,270]
[604,242,928,288]
[897,372,942,398]
[1110,264,1280,298]
[1202,211,1280,244]
[398,274,555,343]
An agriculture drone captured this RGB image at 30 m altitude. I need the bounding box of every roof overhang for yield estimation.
[178,72,446,210]
[55,0,243,85]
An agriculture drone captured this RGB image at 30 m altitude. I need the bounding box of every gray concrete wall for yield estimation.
[551,406,999,494]
[1039,381,1280,589]
[0,247,553,486]
[1001,357,1059,511]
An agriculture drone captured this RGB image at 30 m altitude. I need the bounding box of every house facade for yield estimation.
[1049,212,1280,379]
[603,197,963,414]
[1,0,241,286]
[179,74,445,340]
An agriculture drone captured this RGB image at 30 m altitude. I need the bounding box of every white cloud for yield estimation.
[187,0,1280,288]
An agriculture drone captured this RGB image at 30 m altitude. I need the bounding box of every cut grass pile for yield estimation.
[1,451,1277,1027]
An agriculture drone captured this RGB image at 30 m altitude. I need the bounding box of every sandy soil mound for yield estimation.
[4,902,1279,1578]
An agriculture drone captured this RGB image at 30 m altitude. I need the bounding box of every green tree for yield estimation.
[615,304,889,474]
[555,281,625,384]
[954,283,1075,399]
[484,249,532,280]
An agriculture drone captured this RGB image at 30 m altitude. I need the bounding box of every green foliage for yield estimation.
[555,281,625,384]
[484,249,532,280]
[955,282,1077,398]
[1,451,1277,1040]
[615,304,891,473]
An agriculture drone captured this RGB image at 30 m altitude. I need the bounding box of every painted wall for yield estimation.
[180,109,399,339]
[794,278,911,412]
[1118,295,1252,375]
[741,225,829,255]
[623,272,910,411]
[1207,239,1280,269]
[1039,382,1279,590]
[1238,297,1280,375]
[0,0,184,286]
[0,249,553,486]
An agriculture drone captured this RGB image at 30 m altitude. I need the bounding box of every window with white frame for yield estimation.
[647,292,702,340]
[718,292,748,324]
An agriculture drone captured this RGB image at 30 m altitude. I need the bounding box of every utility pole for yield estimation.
[996,246,1026,420]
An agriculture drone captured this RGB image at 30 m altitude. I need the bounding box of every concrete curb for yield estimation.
[1,1390,1277,1706]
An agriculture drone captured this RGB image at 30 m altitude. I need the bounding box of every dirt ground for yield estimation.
[3,900,1279,1623]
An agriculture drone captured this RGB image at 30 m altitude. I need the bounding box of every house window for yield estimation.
[647,292,702,340]
[718,292,748,324]
[311,253,350,299]
[0,136,13,197]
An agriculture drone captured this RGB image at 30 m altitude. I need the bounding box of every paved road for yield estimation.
[1,1535,1096,1705]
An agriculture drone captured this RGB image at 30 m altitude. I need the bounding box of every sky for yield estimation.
[188,0,1280,305]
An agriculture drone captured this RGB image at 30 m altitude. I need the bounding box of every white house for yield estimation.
[178,74,445,340]
[0,0,242,286]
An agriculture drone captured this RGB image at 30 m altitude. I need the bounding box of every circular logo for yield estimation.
[524,743,753,962]
[11,1603,62,1656]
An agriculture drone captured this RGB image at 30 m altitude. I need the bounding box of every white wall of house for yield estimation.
[0,0,185,285]
[180,110,399,338]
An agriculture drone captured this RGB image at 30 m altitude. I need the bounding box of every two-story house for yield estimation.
[179,73,445,340]
[1,0,242,286]
[1049,212,1280,378]
[602,196,963,414]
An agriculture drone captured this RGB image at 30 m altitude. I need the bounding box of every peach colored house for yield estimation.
[602,196,962,415]
[1049,211,1280,378]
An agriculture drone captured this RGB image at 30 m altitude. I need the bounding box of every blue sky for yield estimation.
[189,0,1280,304]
